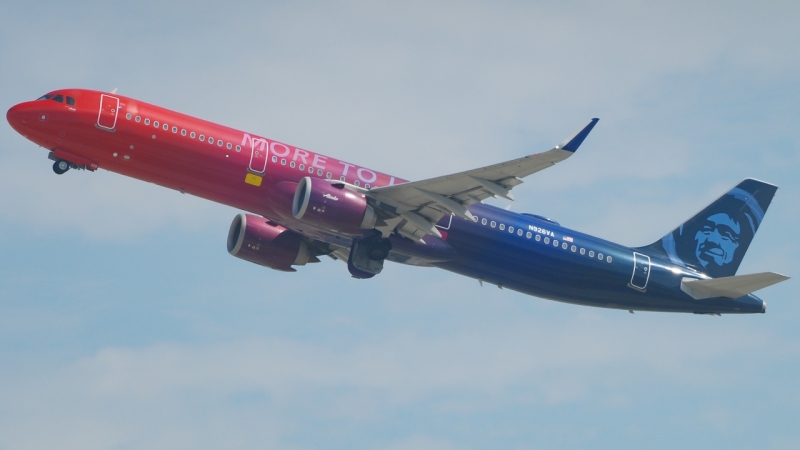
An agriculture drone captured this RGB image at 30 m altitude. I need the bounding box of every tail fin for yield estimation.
[638,179,777,278]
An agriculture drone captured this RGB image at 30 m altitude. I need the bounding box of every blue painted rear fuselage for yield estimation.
[434,203,765,314]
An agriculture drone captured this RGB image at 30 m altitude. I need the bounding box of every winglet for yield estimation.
[558,118,599,152]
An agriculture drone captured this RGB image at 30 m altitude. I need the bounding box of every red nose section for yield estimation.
[6,103,23,129]
[7,102,44,136]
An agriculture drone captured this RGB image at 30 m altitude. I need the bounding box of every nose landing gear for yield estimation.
[52,159,70,175]
[48,151,93,175]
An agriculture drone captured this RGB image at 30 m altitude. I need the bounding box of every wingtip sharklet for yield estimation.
[559,118,599,152]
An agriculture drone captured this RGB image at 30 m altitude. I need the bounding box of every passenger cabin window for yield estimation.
[52,94,64,103]
[66,96,75,106]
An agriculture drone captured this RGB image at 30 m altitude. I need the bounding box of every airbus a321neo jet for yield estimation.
[7,89,789,314]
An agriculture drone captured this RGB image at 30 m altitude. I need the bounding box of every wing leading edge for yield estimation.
[367,118,599,241]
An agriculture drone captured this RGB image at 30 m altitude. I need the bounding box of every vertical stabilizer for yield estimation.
[637,179,777,278]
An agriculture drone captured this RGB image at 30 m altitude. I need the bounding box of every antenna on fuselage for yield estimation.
[111,88,118,94]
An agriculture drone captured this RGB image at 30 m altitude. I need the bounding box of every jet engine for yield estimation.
[227,213,310,272]
[292,177,377,234]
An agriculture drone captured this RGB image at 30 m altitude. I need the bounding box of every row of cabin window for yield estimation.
[125,112,372,188]
[474,216,612,263]
[268,155,372,189]
[126,113,242,153]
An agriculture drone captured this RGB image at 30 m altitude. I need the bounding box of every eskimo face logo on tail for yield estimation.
[662,188,764,277]
[694,213,741,268]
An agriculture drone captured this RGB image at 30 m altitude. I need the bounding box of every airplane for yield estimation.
[6,89,789,314]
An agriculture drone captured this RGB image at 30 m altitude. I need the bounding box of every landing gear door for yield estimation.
[97,94,120,130]
[630,252,651,291]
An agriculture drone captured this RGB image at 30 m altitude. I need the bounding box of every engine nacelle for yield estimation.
[292,177,377,234]
[227,213,310,272]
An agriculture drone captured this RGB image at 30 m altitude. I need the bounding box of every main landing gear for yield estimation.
[348,232,392,279]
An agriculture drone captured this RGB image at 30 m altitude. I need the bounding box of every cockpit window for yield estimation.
[66,96,75,106]
[52,94,64,103]
[36,94,53,101]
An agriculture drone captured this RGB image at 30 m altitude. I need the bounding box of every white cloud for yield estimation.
[0,312,788,449]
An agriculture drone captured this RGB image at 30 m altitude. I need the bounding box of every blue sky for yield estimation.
[1,1,799,449]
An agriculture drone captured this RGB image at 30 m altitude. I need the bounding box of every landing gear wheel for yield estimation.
[367,239,392,261]
[53,159,70,175]
[348,234,392,278]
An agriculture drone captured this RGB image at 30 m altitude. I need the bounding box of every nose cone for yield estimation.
[6,103,23,129]
[7,102,41,137]
[6,102,37,135]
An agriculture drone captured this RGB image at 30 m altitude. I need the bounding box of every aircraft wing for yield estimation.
[366,118,598,241]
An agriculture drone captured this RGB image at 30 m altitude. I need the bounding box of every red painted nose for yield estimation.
[6,102,38,134]
[6,103,23,128]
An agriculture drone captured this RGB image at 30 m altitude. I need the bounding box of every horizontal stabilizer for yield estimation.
[681,272,789,300]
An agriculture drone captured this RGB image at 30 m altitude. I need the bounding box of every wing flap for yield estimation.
[681,272,789,300]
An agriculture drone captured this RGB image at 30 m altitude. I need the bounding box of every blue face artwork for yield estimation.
[694,212,741,268]
[654,182,772,279]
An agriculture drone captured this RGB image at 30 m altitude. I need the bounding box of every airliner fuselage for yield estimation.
[7,89,785,314]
